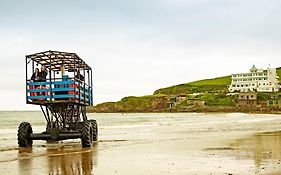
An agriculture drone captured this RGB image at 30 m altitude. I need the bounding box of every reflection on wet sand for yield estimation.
[231,131,281,167]
[47,145,98,175]
[18,143,98,175]
[18,147,33,175]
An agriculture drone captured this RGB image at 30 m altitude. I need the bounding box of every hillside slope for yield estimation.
[88,95,170,113]
[154,67,281,95]
[277,67,281,83]
[154,76,231,95]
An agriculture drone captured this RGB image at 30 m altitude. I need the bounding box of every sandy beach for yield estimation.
[1,112,281,175]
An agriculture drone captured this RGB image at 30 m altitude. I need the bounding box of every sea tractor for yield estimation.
[18,50,97,147]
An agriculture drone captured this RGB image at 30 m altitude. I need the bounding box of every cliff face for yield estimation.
[88,67,281,113]
[87,95,170,113]
[87,93,238,113]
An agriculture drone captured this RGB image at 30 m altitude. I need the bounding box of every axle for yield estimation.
[31,131,82,141]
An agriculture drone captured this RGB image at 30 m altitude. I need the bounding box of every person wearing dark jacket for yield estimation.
[38,65,48,96]
[75,70,84,82]
[31,68,40,90]
[39,65,48,82]
[31,68,40,82]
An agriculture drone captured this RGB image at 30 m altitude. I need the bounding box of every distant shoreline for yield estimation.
[2,107,280,115]
[87,111,281,114]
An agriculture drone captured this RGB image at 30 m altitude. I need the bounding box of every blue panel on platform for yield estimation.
[53,94,76,98]
[27,95,51,99]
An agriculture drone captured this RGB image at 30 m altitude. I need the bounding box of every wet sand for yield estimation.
[1,113,281,174]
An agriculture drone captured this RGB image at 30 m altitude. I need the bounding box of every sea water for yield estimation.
[1,112,281,151]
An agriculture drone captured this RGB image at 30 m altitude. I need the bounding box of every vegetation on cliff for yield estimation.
[87,95,170,113]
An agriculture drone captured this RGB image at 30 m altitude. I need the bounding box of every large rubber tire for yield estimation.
[17,122,33,147]
[89,119,98,141]
[81,121,93,147]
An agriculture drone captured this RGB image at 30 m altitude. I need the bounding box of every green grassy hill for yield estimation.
[154,67,281,95]
[188,76,231,86]
[154,76,231,95]
[89,67,281,112]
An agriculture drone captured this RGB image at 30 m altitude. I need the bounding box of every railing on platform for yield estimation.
[26,78,93,105]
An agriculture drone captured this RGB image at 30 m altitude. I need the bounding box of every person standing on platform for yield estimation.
[39,65,48,95]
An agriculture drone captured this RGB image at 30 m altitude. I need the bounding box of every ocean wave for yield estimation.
[0,146,18,152]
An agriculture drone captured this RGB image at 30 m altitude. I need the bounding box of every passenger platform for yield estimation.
[25,50,93,106]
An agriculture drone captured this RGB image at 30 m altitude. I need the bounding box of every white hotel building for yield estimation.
[228,65,280,93]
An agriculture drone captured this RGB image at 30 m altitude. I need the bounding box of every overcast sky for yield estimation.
[0,0,281,110]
